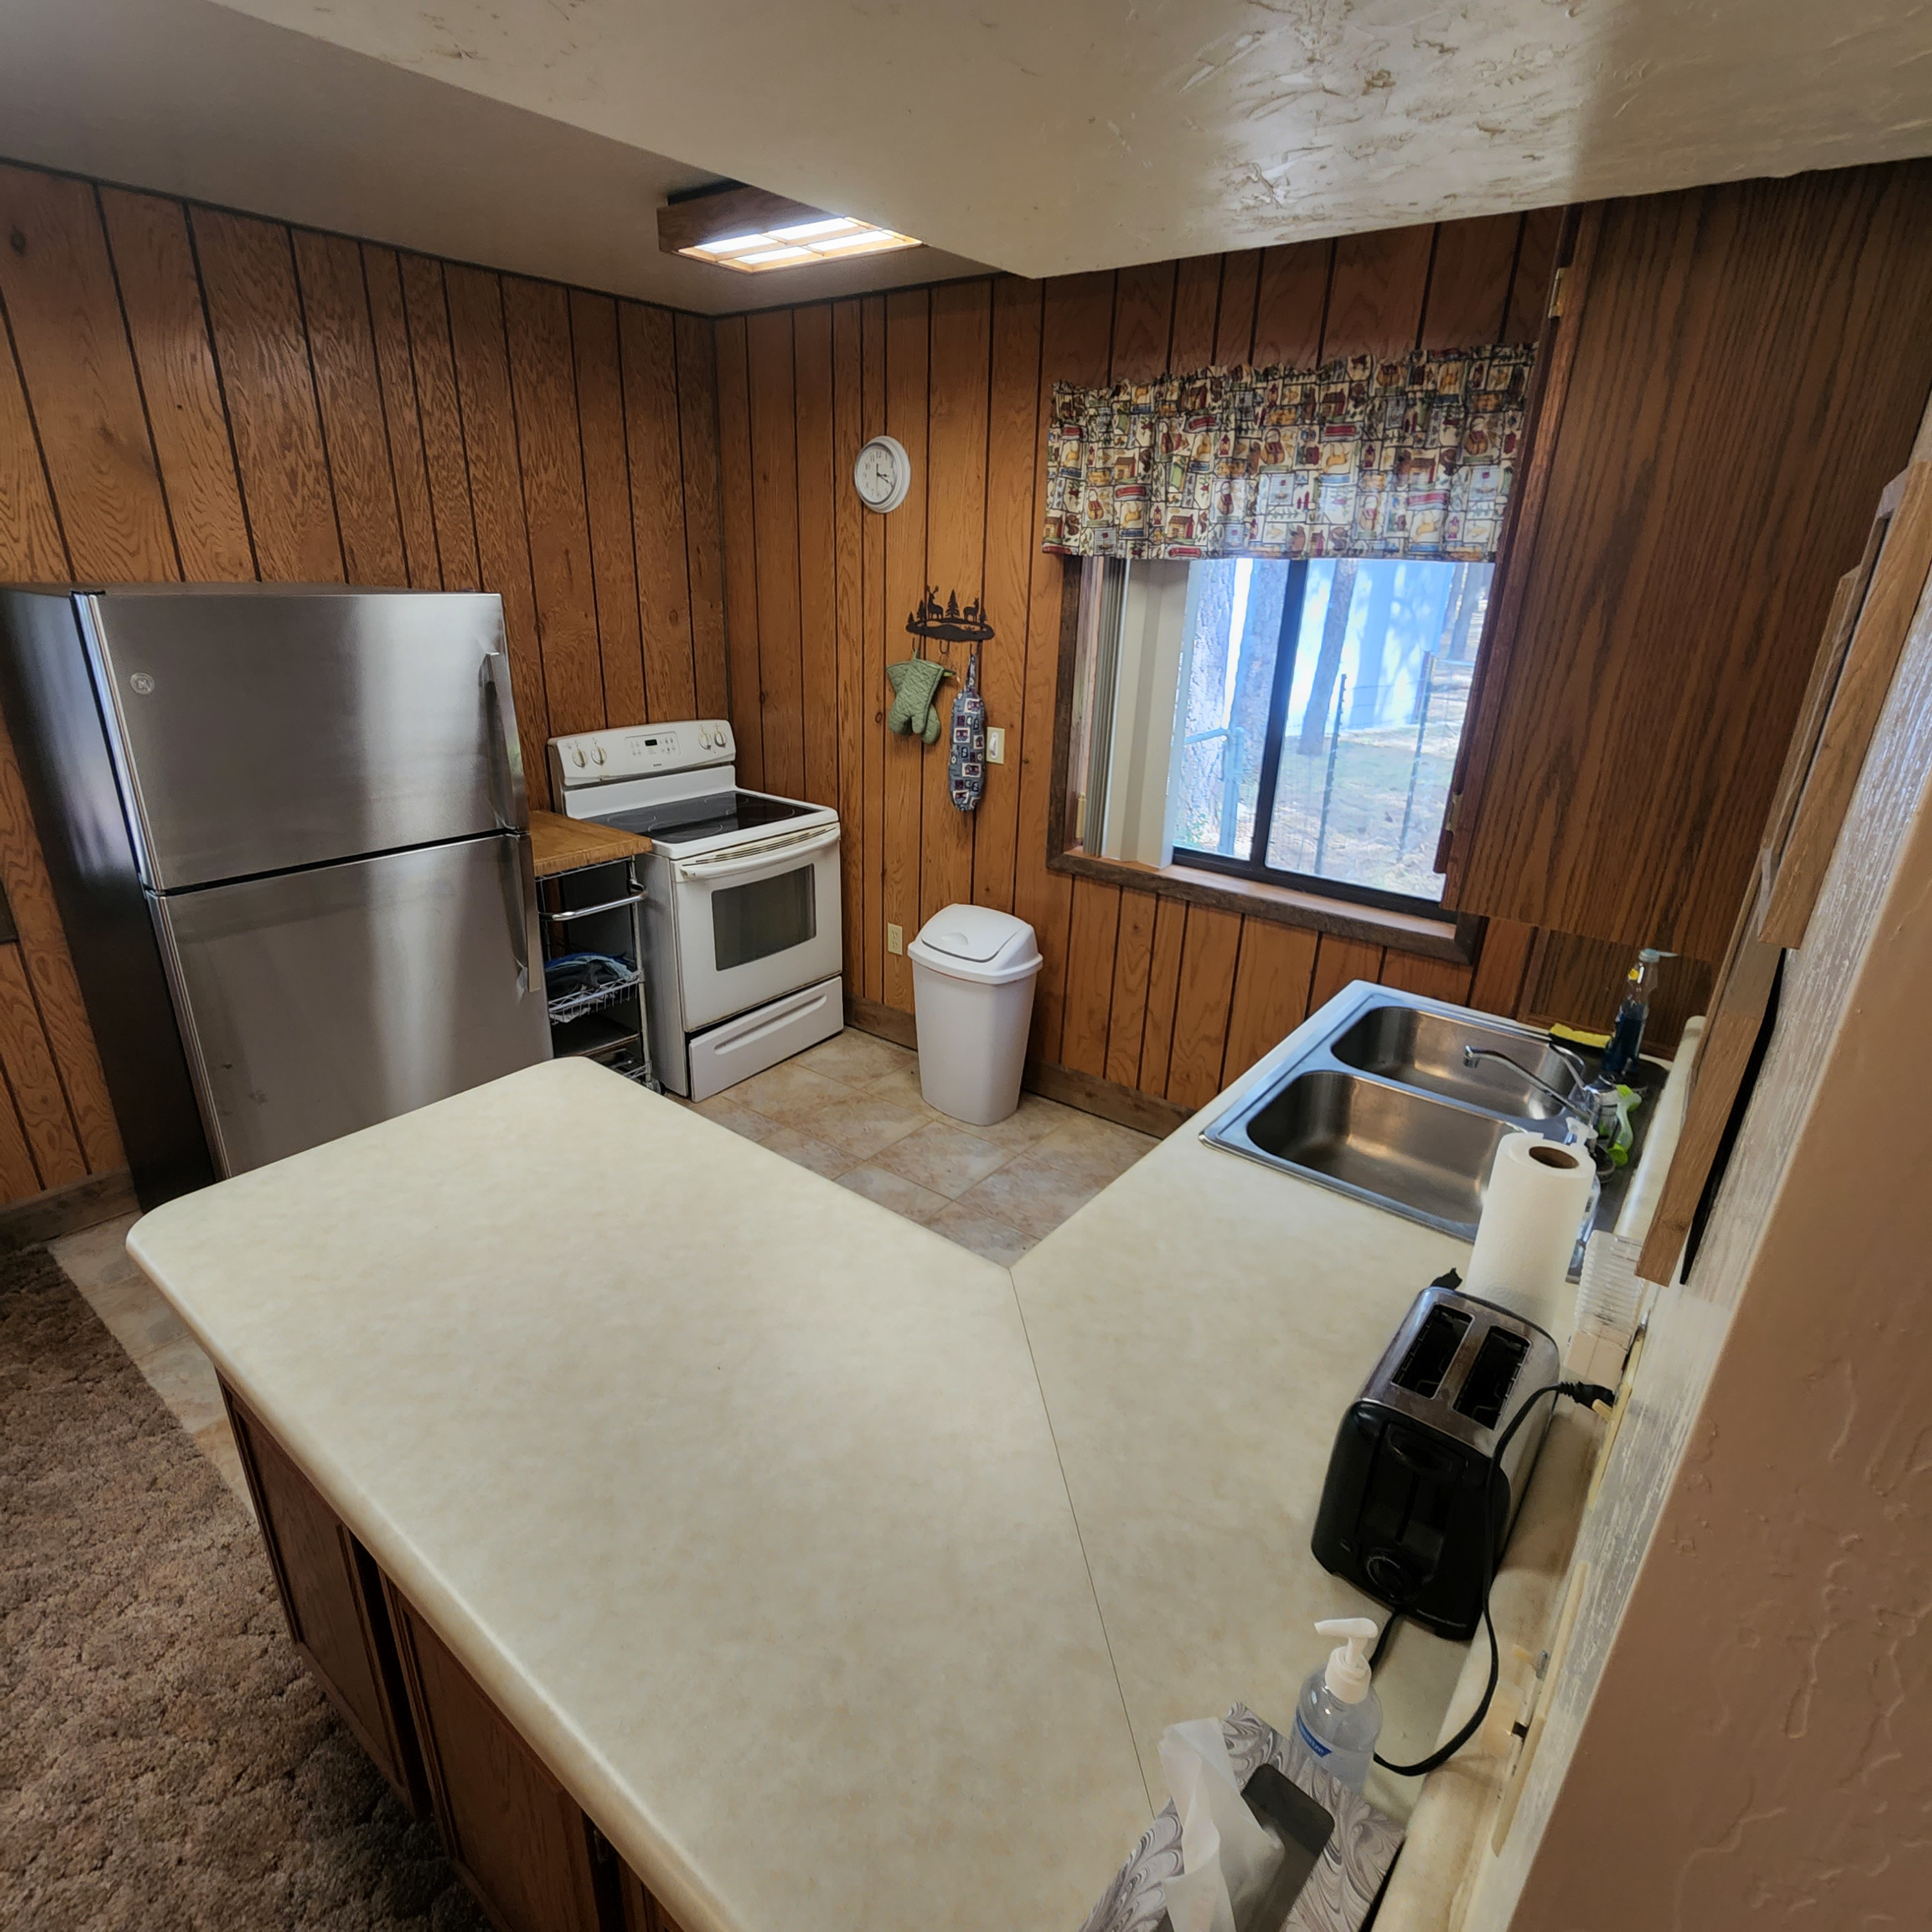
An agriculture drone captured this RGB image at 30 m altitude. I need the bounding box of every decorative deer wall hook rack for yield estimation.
[905,587,994,652]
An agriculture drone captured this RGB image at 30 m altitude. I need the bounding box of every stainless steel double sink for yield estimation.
[1201,980,1663,1251]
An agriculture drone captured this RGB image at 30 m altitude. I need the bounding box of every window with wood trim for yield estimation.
[1069,554,1492,914]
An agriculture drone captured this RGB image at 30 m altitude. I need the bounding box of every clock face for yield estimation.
[854,434,910,513]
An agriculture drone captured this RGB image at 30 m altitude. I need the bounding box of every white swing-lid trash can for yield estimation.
[907,904,1043,1126]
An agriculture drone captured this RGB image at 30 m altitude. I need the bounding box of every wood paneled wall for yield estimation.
[0,160,728,1206]
[1450,161,1932,962]
[0,152,1761,1204]
[713,211,1572,1109]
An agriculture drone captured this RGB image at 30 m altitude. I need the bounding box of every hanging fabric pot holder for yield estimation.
[885,655,948,743]
[949,648,987,812]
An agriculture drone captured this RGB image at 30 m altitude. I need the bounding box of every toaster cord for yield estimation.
[1368,1608,1402,1671]
[1373,1379,1616,1777]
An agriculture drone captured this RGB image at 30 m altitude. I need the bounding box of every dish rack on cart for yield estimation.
[538,860,659,1089]
[544,966,643,1026]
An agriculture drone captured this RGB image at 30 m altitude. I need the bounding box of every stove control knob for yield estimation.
[571,746,587,768]
[591,743,606,765]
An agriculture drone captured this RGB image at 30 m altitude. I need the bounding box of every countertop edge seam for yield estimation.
[1000,1257,1158,1820]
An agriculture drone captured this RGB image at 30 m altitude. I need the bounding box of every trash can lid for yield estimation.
[910,904,1042,982]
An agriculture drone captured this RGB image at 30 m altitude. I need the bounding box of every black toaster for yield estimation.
[1312,1282,1559,1639]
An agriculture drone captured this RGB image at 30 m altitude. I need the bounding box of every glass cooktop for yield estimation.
[599,790,819,847]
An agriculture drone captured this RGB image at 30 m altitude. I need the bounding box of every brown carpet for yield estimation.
[0,1244,488,1931]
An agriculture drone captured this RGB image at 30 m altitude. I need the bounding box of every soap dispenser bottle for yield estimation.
[1293,1618,1382,1792]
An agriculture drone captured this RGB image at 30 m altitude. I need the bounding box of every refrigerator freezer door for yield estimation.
[81,589,524,890]
[153,834,550,1175]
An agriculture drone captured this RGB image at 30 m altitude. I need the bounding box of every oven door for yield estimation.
[671,823,843,1029]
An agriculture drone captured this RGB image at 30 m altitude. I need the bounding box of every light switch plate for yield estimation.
[985,726,1005,764]
[886,922,904,955]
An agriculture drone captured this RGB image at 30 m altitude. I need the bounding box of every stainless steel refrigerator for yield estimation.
[0,586,551,1205]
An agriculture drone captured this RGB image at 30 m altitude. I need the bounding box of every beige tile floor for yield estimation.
[48,1210,254,1516]
[682,1031,1160,1264]
[43,1034,1158,1502]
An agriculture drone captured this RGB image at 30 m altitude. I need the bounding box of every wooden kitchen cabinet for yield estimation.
[383,1579,611,1932]
[617,1865,689,1932]
[1443,161,1932,961]
[226,1380,684,1932]
[221,1382,429,1816]
[1635,447,1932,1282]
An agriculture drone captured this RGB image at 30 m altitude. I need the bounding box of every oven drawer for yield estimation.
[672,823,841,1029]
[687,976,843,1102]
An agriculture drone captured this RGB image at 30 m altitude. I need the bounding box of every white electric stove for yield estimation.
[547,722,842,1099]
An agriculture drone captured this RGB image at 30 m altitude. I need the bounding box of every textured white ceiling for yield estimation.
[0,0,988,312]
[5,0,1928,308]
[203,0,1932,278]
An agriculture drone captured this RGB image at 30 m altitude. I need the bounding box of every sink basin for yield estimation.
[1244,1069,1519,1235]
[1202,981,1663,1254]
[1328,1004,1578,1120]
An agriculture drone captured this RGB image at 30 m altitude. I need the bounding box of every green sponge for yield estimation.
[1605,1085,1643,1167]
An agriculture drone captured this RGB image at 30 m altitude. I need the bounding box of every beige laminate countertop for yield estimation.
[127,1009,1605,1932]
[130,1064,1150,1932]
[1009,1096,1477,1822]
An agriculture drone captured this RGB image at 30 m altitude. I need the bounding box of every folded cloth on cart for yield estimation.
[542,952,633,998]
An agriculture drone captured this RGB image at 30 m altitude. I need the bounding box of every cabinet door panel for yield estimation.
[387,1585,606,1932]
[223,1382,426,1814]
[618,1862,688,1932]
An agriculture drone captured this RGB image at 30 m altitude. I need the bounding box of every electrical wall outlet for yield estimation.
[886,922,904,955]
[985,726,1005,765]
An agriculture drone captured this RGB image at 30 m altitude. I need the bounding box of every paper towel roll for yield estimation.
[1466,1131,1595,1339]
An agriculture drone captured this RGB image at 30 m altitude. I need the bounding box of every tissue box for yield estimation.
[1078,1707,1403,1932]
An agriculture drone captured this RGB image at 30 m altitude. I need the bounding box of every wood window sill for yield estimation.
[1047,848,1481,964]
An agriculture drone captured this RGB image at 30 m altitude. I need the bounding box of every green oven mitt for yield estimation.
[885,657,946,743]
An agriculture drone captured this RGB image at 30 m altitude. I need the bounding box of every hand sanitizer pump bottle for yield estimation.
[1294,1618,1383,1792]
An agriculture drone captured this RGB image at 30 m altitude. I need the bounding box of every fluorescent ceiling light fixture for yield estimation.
[683,220,919,272]
[770,216,862,241]
[659,185,922,274]
[688,231,765,256]
[812,230,914,254]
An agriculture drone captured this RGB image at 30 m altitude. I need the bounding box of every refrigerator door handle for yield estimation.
[482,650,527,830]
[497,834,537,995]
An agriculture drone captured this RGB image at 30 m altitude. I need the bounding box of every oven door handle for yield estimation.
[673,825,840,883]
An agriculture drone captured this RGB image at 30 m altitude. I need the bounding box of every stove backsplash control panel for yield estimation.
[548,720,735,790]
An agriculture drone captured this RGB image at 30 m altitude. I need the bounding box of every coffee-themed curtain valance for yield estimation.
[1042,345,1537,563]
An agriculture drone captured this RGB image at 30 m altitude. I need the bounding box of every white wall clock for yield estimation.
[854,434,912,514]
